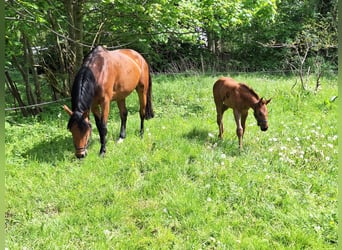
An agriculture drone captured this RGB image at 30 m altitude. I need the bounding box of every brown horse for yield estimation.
[64,45,154,158]
[213,77,271,149]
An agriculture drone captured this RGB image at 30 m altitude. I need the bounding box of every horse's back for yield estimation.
[214,77,239,89]
[213,77,239,100]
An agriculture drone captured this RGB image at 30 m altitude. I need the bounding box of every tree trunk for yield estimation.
[47,10,70,96]
[5,71,29,116]
[63,0,85,91]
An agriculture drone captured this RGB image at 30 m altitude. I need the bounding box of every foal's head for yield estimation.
[64,105,92,158]
[253,98,271,131]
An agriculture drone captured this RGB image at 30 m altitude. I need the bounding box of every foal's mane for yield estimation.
[239,83,260,100]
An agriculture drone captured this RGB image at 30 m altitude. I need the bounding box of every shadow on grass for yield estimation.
[23,135,75,163]
[183,127,242,156]
[184,127,210,142]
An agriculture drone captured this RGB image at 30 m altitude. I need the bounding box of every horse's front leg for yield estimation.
[93,101,109,157]
[216,104,228,139]
[117,99,128,140]
[233,110,243,149]
[94,115,107,156]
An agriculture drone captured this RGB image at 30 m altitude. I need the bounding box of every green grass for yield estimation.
[5,73,337,249]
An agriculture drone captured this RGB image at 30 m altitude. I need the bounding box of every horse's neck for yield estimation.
[240,91,258,109]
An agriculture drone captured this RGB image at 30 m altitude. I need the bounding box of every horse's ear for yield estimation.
[82,110,90,119]
[257,97,264,106]
[63,105,73,116]
[266,98,272,105]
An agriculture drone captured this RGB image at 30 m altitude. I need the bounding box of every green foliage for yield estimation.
[5,74,337,249]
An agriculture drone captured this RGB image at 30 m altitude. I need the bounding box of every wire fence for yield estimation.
[4,69,337,113]
[5,97,71,112]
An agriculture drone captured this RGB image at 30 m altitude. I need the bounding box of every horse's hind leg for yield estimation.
[117,99,128,140]
[137,88,146,137]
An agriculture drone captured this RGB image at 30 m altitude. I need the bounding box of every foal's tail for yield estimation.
[145,66,154,120]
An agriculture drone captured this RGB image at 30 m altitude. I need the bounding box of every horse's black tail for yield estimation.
[145,66,154,120]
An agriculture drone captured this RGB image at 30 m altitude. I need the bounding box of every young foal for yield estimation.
[213,77,271,149]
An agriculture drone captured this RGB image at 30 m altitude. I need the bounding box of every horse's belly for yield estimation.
[111,89,133,101]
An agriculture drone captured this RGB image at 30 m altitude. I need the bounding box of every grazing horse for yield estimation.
[213,77,271,149]
[64,45,154,158]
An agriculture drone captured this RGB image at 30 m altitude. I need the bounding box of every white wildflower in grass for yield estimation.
[286,137,291,142]
[208,132,214,138]
[280,145,287,150]
[207,197,212,202]
[104,229,111,236]
[221,153,226,159]
[325,156,330,161]
[290,150,297,155]
[268,148,274,152]
[295,137,300,141]
[327,143,334,149]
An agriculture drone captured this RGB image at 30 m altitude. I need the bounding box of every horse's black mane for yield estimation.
[239,83,260,100]
[67,47,101,131]
[71,66,96,112]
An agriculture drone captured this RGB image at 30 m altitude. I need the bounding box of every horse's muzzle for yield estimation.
[261,126,268,131]
[75,149,87,158]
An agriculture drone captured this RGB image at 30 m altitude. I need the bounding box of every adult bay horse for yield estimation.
[213,77,271,149]
[64,45,154,158]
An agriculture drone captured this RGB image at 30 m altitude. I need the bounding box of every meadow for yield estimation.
[5,73,337,249]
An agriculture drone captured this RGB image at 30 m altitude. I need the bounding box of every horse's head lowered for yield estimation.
[64,105,92,158]
[253,98,271,131]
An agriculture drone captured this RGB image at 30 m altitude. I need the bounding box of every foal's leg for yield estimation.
[117,99,128,140]
[241,111,248,138]
[233,109,243,149]
[216,103,228,139]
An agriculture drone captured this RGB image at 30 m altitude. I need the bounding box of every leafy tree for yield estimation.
[5,0,337,115]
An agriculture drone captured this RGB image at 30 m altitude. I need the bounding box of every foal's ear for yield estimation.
[266,98,272,105]
[63,105,73,116]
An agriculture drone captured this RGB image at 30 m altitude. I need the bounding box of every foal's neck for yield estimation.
[241,91,259,109]
[238,83,260,109]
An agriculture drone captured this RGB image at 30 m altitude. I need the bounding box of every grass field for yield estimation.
[5,73,337,249]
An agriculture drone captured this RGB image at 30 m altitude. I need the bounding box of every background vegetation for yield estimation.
[5,74,338,249]
[5,0,338,248]
[5,0,338,115]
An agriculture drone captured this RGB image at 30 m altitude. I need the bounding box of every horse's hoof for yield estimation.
[116,138,124,144]
[99,149,106,157]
